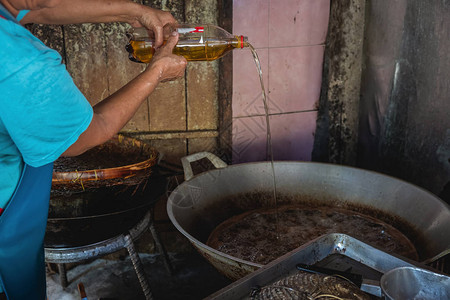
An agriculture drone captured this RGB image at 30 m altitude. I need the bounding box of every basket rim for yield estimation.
[52,134,158,185]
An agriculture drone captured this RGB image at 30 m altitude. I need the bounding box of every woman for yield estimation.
[0,0,187,298]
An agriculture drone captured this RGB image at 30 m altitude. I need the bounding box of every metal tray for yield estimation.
[206,233,428,299]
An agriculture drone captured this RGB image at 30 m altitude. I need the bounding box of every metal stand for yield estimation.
[149,217,173,275]
[124,234,153,300]
[56,263,68,288]
[45,209,172,299]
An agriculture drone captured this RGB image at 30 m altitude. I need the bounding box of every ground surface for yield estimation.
[47,251,232,300]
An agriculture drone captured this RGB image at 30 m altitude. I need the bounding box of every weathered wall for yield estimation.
[28,0,223,168]
[232,0,330,163]
[29,0,225,254]
[358,0,450,203]
[315,0,450,203]
[312,0,365,165]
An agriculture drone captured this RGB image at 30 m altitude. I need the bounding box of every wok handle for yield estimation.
[181,152,228,181]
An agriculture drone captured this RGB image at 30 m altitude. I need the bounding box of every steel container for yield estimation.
[167,152,450,280]
[381,267,450,299]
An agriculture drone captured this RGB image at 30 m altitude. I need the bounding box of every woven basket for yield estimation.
[52,134,158,192]
[46,134,162,247]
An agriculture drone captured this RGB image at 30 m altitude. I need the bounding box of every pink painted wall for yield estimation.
[232,0,330,163]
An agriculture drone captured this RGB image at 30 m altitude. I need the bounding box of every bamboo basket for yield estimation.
[52,134,158,192]
[46,134,162,247]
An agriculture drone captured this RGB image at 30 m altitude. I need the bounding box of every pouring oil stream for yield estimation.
[247,44,280,238]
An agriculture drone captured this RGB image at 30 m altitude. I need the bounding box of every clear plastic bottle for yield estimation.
[126,24,248,63]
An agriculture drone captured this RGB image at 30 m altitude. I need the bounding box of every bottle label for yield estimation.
[178,26,204,34]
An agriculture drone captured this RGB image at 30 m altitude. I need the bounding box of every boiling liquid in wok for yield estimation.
[207,205,418,265]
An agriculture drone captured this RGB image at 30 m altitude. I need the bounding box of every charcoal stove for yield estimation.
[45,208,171,300]
[44,170,175,300]
[44,135,175,300]
[206,233,447,299]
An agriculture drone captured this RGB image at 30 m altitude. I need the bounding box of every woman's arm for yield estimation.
[20,0,175,47]
[5,0,185,156]
[62,31,187,156]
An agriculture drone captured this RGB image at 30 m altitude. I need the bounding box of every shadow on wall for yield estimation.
[357,0,450,198]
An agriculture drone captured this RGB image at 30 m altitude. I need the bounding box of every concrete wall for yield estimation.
[314,0,450,204]
[358,0,450,203]
[313,0,365,165]
[28,0,222,169]
[232,0,330,163]
[31,0,224,254]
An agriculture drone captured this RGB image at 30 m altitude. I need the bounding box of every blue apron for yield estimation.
[0,163,53,299]
[0,5,54,299]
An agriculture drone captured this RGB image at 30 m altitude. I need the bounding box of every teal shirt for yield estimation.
[0,11,93,212]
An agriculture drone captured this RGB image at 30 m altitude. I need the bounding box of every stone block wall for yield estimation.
[30,0,227,254]
[28,0,223,168]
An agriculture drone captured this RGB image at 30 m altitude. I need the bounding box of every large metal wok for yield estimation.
[167,152,450,280]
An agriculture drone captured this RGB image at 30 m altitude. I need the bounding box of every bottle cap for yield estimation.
[239,36,248,48]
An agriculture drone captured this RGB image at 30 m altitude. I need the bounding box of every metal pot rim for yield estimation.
[167,153,450,276]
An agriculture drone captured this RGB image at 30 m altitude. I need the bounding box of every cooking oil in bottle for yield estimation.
[126,24,248,63]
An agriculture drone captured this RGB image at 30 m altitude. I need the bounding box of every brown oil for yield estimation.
[207,205,419,265]
[129,38,246,63]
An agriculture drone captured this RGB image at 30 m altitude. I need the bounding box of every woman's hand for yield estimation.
[130,6,177,49]
[145,31,187,82]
